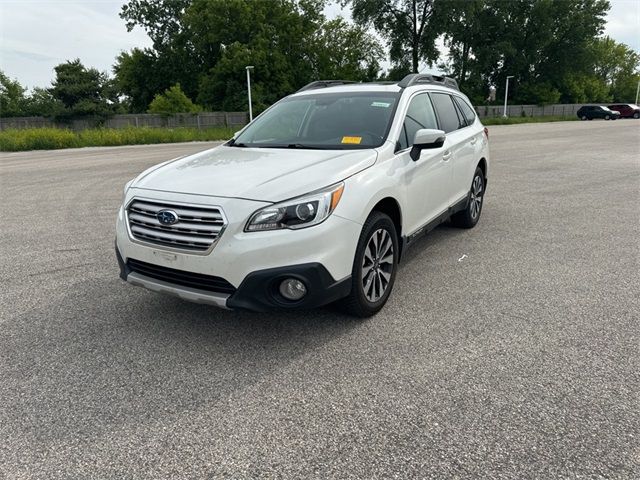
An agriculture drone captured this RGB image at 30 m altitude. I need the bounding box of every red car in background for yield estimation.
[608,104,640,119]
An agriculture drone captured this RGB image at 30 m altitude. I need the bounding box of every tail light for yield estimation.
[483,127,489,139]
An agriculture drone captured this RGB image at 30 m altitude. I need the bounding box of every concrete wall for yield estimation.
[0,112,248,131]
[476,104,583,118]
[0,105,584,130]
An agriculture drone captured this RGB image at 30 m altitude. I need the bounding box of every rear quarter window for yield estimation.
[453,96,476,125]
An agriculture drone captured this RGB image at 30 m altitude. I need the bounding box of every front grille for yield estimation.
[127,259,236,295]
[127,199,226,252]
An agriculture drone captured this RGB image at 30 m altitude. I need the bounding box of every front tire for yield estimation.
[340,212,398,317]
[581,115,587,121]
[451,167,485,229]
[605,115,611,120]
[633,112,639,119]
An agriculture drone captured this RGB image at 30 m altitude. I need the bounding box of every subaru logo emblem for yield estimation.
[157,209,179,225]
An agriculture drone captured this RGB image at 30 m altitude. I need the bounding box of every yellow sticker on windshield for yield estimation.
[342,136,362,144]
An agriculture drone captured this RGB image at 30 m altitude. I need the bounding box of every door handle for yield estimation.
[442,150,452,161]
[470,137,478,145]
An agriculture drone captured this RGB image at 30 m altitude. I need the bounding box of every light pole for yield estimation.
[503,75,514,118]
[635,79,639,104]
[246,65,254,122]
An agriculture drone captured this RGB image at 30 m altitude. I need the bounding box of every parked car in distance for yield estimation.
[116,74,490,317]
[608,103,640,119]
[576,105,621,121]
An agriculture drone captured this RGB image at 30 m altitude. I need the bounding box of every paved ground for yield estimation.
[1,120,639,479]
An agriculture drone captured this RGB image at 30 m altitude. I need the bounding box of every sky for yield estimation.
[1,0,638,90]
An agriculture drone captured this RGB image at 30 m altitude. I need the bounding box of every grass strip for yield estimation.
[482,115,579,125]
[0,126,236,152]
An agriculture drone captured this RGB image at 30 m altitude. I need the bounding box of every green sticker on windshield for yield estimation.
[371,102,391,108]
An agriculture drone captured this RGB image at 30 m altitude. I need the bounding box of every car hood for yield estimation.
[132,145,378,202]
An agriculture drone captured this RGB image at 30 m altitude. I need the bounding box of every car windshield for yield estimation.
[630,104,639,109]
[232,91,400,149]
[600,106,612,111]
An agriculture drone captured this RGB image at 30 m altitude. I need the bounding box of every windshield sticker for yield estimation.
[342,136,362,144]
[371,102,391,108]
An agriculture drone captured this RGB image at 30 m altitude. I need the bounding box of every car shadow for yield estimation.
[0,274,362,447]
[1,222,466,448]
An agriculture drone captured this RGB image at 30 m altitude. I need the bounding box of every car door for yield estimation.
[396,92,453,234]
[430,92,471,206]
[452,95,483,202]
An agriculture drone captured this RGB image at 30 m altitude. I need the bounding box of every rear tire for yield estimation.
[451,167,485,229]
[605,115,611,120]
[581,115,587,121]
[634,112,639,119]
[340,212,398,318]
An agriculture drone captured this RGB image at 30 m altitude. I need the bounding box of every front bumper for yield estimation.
[116,245,351,311]
[116,189,360,311]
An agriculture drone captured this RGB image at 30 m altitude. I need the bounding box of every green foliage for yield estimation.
[114,49,165,113]
[563,73,611,103]
[517,82,561,106]
[50,59,118,119]
[343,0,441,73]
[441,0,612,105]
[118,0,382,112]
[24,88,65,117]
[0,71,28,117]
[148,84,202,114]
[312,18,383,81]
[0,72,64,117]
[591,36,640,102]
[0,126,234,152]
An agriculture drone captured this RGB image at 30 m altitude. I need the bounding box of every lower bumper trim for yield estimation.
[127,271,230,308]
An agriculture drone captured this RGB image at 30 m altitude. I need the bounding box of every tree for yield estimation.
[312,18,383,81]
[118,0,382,112]
[50,59,118,118]
[440,0,611,105]
[342,0,443,73]
[114,48,164,113]
[0,71,27,117]
[591,36,640,102]
[148,83,201,114]
[24,88,64,117]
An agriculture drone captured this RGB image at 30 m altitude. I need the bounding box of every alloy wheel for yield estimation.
[361,228,394,302]
[469,175,484,220]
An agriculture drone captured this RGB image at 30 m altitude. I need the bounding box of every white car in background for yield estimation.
[116,74,490,317]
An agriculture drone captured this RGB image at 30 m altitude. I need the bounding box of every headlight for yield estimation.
[245,182,344,232]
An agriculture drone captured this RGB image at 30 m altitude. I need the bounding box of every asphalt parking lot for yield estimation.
[1,120,639,479]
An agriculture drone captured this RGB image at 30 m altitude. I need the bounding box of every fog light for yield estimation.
[279,278,307,301]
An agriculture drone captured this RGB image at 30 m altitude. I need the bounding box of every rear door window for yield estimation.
[431,93,463,133]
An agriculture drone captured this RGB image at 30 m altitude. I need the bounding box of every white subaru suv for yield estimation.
[116,74,489,317]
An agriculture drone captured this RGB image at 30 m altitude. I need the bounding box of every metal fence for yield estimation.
[0,112,249,131]
[476,104,583,118]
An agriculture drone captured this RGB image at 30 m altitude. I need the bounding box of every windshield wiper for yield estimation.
[256,143,325,149]
[227,138,246,148]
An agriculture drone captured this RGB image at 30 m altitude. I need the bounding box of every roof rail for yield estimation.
[297,80,357,92]
[398,73,459,91]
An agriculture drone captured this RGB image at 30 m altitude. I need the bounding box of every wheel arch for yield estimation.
[477,157,488,186]
[370,196,403,261]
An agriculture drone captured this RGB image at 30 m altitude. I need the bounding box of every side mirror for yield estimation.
[410,129,446,161]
